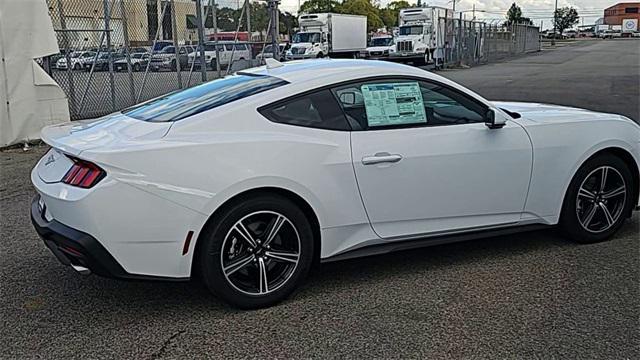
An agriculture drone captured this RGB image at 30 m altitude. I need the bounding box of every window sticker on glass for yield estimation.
[361,82,427,127]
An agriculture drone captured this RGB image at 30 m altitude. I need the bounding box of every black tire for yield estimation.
[210,59,217,70]
[73,63,81,70]
[199,194,314,309]
[133,63,140,72]
[316,52,323,59]
[560,154,634,244]
[171,60,177,71]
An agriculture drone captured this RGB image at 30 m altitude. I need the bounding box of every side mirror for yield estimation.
[339,92,356,105]
[484,109,505,129]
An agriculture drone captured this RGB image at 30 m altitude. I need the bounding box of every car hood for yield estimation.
[366,46,393,52]
[153,53,174,59]
[291,43,312,50]
[493,101,633,124]
[41,112,172,156]
[395,35,420,42]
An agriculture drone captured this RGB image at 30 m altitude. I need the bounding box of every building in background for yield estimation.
[604,2,640,32]
[46,0,198,49]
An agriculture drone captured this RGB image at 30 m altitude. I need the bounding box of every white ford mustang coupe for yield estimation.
[31,60,640,308]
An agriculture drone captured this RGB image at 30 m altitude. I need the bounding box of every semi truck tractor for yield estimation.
[390,7,452,65]
[286,13,367,60]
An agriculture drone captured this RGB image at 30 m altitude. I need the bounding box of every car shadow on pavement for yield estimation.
[27,227,571,312]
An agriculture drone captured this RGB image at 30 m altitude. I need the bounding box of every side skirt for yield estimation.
[321,224,552,263]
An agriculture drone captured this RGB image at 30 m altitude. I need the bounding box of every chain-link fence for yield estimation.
[42,1,541,120]
[438,18,540,68]
[45,0,275,120]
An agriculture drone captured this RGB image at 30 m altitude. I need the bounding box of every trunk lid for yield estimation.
[36,148,75,183]
[37,112,171,183]
[40,112,172,157]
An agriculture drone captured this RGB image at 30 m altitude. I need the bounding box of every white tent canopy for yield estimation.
[0,0,70,147]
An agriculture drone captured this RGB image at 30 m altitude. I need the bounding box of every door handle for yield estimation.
[362,152,403,165]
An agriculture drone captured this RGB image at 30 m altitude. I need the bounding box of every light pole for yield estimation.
[551,0,558,45]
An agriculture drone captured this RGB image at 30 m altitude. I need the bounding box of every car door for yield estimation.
[333,78,533,239]
[216,44,228,64]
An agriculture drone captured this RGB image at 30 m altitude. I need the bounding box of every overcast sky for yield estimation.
[278,0,616,29]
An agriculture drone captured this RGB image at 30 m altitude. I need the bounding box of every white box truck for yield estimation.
[390,6,452,65]
[286,13,367,60]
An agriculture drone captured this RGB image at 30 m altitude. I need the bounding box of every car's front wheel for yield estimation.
[199,194,314,309]
[560,154,633,243]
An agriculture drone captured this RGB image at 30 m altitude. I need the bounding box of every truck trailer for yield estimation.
[286,13,367,60]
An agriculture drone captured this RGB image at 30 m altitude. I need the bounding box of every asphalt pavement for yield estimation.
[1,39,639,359]
[437,39,640,123]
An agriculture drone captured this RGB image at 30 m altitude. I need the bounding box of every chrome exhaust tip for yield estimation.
[71,264,91,275]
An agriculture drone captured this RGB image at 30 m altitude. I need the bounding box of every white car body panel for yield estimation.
[351,120,533,239]
[495,101,640,223]
[31,60,640,279]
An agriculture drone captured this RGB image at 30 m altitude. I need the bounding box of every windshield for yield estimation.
[399,26,423,35]
[70,52,81,58]
[370,37,393,46]
[132,53,144,59]
[293,32,320,43]
[123,74,288,122]
[160,46,174,53]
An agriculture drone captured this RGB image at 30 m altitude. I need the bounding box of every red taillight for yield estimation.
[62,157,105,188]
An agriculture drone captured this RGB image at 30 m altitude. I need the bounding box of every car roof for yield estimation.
[242,59,431,85]
[239,59,492,108]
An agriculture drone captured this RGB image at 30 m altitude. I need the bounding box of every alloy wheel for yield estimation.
[221,211,301,296]
[576,166,627,233]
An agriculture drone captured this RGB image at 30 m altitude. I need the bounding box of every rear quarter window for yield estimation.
[259,90,351,131]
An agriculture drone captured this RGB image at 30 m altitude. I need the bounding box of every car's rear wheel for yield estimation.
[199,194,314,309]
[560,154,633,243]
[133,63,140,71]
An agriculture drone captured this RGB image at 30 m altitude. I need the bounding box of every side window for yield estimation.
[259,90,351,131]
[234,44,246,51]
[224,44,234,51]
[420,82,485,125]
[332,79,487,130]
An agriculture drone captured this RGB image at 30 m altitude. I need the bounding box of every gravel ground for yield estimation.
[1,39,639,359]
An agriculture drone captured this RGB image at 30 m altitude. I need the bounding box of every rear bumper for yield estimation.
[31,195,187,282]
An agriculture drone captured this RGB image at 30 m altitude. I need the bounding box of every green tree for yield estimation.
[380,0,412,28]
[249,2,270,34]
[505,2,532,26]
[217,7,240,31]
[280,11,298,37]
[336,0,383,32]
[300,0,339,13]
[553,7,579,34]
[379,8,396,29]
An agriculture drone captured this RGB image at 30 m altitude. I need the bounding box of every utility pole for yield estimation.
[195,0,207,81]
[267,0,279,60]
[551,0,558,45]
[472,3,475,20]
[212,0,221,78]
[452,0,456,15]
[246,0,251,43]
